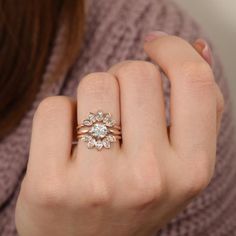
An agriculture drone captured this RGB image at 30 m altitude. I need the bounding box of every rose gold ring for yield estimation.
[77,110,122,151]
[77,124,121,130]
[77,128,121,135]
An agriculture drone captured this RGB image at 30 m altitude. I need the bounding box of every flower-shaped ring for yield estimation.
[77,111,122,150]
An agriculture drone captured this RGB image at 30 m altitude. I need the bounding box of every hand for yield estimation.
[15,34,224,236]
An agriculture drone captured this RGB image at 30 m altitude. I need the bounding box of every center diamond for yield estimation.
[90,123,108,138]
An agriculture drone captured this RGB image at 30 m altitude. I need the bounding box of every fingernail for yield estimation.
[194,39,213,66]
[144,31,169,42]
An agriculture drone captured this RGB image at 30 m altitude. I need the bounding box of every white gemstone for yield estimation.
[83,119,92,126]
[103,139,111,149]
[95,140,103,150]
[106,134,116,142]
[105,119,115,127]
[96,111,104,121]
[81,134,92,142]
[103,113,112,123]
[90,123,108,138]
[87,138,96,148]
[88,113,96,123]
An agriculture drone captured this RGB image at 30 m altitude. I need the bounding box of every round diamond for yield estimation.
[90,123,108,138]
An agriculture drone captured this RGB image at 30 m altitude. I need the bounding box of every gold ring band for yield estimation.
[77,128,121,135]
[77,124,121,130]
[77,134,122,140]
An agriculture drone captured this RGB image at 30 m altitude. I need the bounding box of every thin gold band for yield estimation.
[77,134,122,140]
[77,124,121,130]
[77,128,121,135]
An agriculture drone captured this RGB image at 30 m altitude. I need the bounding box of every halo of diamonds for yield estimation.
[79,111,120,150]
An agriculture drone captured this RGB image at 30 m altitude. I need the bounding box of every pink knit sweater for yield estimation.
[0,0,235,235]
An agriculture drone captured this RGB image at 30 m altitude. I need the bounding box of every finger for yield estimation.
[27,96,75,176]
[76,72,121,157]
[108,60,169,155]
[144,35,217,163]
[193,39,225,135]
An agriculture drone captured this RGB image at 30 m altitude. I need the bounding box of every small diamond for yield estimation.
[105,119,115,127]
[88,113,96,123]
[95,140,103,150]
[81,134,92,142]
[96,111,104,121]
[103,139,111,149]
[87,138,96,148]
[106,134,116,142]
[83,119,92,126]
[103,113,112,123]
[90,123,108,138]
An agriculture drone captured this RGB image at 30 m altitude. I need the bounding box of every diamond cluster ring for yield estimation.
[77,111,121,150]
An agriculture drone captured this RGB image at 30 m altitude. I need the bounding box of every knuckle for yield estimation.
[186,174,210,199]
[38,185,66,208]
[108,60,133,71]
[181,162,212,199]
[85,192,111,207]
[78,72,118,96]
[128,166,166,209]
[78,180,111,207]
[22,177,67,208]
[132,181,164,209]
[116,60,157,81]
[179,61,215,89]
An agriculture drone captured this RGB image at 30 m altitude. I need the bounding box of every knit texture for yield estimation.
[0,0,235,235]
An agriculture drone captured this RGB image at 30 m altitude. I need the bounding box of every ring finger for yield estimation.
[76,72,121,159]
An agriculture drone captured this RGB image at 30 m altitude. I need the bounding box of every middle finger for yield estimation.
[108,60,169,155]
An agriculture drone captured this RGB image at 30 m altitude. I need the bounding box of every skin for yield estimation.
[15,35,224,236]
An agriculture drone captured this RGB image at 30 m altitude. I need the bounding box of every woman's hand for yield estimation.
[15,34,224,236]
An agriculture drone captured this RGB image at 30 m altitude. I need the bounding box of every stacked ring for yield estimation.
[77,110,122,150]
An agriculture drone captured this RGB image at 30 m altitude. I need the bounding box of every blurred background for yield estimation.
[174,0,236,119]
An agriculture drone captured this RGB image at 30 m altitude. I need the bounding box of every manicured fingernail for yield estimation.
[144,31,168,42]
[194,39,213,66]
